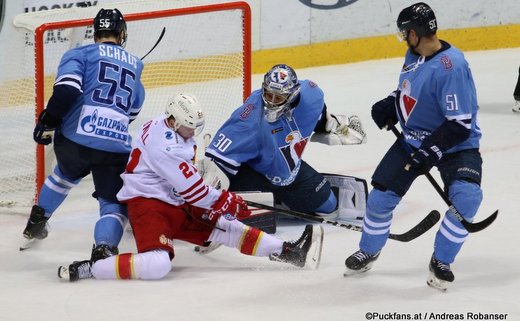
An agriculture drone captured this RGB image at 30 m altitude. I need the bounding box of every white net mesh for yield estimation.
[0,0,250,210]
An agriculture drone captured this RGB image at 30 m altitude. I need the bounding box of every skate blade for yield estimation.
[194,242,222,255]
[306,225,324,270]
[343,264,373,277]
[426,272,450,292]
[57,265,70,280]
[19,237,38,251]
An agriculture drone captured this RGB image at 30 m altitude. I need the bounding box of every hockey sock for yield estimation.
[314,190,337,214]
[433,180,482,263]
[359,189,400,254]
[37,166,80,217]
[208,217,283,256]
[91,250,171,280]
[94,198,128,246]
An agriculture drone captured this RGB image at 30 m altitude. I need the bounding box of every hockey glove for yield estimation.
[210,190,251,221]
[33,110,60,145]
[408,141,443,174]
[371,91,398,130]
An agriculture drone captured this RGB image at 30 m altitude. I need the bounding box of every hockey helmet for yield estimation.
[93,8,127,47]
[397,2,437,41]
[165,93,205,136]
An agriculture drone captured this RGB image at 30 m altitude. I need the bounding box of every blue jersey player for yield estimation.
[344,3,483,291]
[204,64,367,221]
[22,8,145,261]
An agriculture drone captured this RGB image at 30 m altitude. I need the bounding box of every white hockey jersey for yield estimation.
[117,116,221,209]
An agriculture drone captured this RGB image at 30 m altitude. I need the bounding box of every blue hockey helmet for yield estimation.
[93,8,127,47]
[262,64,301,122]
[397,2,437,41]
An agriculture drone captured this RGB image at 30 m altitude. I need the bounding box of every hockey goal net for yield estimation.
[0,0,251,211]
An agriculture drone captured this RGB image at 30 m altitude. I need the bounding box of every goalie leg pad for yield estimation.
[323,174,367,222]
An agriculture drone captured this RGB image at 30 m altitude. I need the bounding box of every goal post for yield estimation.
[1,1,251,210]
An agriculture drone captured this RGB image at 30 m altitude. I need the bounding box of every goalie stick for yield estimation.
[246,201,440,242]
[388,124,498,233]
[140,27,166,60]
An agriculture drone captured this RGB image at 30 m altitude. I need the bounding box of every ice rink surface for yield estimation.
[1,48,519,321]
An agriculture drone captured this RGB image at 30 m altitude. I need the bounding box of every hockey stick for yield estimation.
[388,124,498,233]
[246,201,440,242]
[140,27,166,60]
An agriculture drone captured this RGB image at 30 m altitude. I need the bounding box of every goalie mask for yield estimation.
[93,8,127,47]
[165,93,205,137]
[262,64,301,123]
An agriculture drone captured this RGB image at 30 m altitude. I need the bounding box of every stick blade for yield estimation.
[462,210,498,233]
[389,210,441,242]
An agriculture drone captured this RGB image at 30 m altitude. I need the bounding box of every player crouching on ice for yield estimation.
[58,93,323,282]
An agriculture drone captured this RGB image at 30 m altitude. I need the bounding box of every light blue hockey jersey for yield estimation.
[396,41,481,152]
[55,42,145,153]
[206,80,324,186]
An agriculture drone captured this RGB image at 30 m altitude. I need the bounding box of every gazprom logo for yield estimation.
[80,108,98,133]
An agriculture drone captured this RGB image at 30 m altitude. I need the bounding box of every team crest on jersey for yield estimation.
[159,234,174,249]
[279,131,308,171]
[399,79,417,123]
[440,55,453,70]
[240,104,254,120]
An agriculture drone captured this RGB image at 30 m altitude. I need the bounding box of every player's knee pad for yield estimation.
[366,188,401,220]
[447,180,482,221]
[135,250,172,280]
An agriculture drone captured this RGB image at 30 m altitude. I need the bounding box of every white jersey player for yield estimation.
[58,93,323,282]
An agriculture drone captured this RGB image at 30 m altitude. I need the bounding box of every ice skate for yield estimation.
[344,249,380,276]
[20,205,49,251]
[91,244,119,262]
[427,255,454,292]
[513,100,520,113]
[269,224,324,269]
[58,260,93,282]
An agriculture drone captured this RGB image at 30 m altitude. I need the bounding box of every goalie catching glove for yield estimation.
[311,113,367,145]
[209,190,251,222]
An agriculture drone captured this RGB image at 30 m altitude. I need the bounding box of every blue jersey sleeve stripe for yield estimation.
[205,148,241,167]
[446,114,472,129]
[54,74,83,92]
[205,150,240,175]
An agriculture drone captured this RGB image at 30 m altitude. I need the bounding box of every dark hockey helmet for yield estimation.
[262,64,301,122]
[93,8,127,46]
[397,2,437,41]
